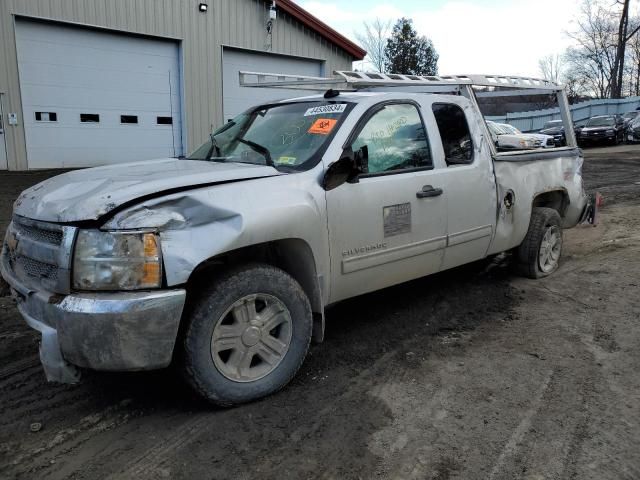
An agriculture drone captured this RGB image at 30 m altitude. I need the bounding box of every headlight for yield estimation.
[606,129,615,134]
[73,230,162,290]
[519,139,534,147]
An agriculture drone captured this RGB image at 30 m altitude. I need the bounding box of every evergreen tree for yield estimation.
[384,18,438,76]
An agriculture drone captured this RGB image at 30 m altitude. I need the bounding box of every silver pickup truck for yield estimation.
[1,72,595,405]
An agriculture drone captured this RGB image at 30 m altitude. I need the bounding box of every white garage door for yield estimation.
[222,48,323,122]
[15,20,182,169]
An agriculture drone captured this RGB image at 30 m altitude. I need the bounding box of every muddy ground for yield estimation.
[0,146,639,479]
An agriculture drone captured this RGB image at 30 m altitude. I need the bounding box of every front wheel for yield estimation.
[515,207,563,279]
[181,264,313,406]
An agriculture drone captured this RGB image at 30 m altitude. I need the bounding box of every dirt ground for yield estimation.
[0,146,639,480]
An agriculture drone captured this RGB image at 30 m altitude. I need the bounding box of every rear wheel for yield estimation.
[515,207,563,279]
[182,264,313,406]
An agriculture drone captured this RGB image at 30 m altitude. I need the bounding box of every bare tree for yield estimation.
[563,68,590,103]
[538,54,564,82]
[355,18,392,73]
[628,27,640,95]
[611,0,631,98]
[565,0,618,98]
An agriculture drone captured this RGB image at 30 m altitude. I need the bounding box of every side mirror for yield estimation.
[322,146,368,191]
[323,150,355,191]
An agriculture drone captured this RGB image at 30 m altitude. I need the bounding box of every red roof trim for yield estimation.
[276,0,367,60]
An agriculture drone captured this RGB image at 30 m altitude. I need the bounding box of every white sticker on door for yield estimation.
[304,104,347,116]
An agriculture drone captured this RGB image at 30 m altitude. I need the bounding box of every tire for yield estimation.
[515,207,563,279]
[181,263,312,406]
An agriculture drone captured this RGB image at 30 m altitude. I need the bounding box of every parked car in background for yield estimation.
[486,121,552,150]
[497,123,555,148]
[622,111,639,126]
[539,120,566,146]
[577,115,625,146]
[626,116,640,143]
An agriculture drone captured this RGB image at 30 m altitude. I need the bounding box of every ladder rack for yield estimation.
[239,70,563,92]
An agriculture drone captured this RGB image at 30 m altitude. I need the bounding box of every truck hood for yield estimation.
[580,126,612,133]
[14,158,282,223]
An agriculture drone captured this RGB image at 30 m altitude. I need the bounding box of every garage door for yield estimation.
[15,20,182,169]
[222,48,323,122]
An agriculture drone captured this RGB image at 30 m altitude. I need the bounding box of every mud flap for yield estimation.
[580,192,602,226]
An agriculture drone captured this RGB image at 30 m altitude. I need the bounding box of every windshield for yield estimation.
[586,116,615,127]
[188,101,353,170]
[543,120,562,129]
[500,124,522,135]
[487,121,508,135]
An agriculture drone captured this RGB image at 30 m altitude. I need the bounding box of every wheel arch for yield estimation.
[532,188,570,218]
[185,238,325,343]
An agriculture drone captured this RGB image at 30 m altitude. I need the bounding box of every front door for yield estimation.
[0,96,7,170]
[325,101,449,303]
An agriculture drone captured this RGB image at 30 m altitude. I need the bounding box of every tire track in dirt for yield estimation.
[0,355,40,381]
[487,369,553,479]
[4,399,137,479]
[110,351,399,479]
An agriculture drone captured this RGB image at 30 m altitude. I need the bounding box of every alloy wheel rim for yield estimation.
[538,225,562,273]
[211,294,292,382]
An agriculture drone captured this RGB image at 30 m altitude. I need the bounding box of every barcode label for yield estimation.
[304,104,347,116]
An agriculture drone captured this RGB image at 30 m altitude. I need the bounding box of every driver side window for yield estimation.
[352,103,432,175]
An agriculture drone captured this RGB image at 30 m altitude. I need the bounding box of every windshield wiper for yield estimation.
[236,138,274,167]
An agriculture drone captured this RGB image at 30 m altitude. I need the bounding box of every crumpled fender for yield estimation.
[102,173,329,288]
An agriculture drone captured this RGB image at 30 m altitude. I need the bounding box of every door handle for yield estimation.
[416,185,443,198]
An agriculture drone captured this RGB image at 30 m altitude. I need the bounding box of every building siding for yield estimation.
[0,0,355,170]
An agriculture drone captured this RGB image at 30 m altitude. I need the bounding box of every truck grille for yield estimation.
[10,253,59,280]
[2,216,76,294]
[12,221,63,245]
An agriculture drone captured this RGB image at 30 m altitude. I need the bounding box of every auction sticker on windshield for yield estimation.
[308,118,337,135]
[304,104,347,116]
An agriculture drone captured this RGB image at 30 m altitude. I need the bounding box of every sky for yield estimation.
[295,0,582,78]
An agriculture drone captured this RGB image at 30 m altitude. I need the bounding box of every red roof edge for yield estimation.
[276,0,367,60]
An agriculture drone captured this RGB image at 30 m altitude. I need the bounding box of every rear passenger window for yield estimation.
[351,103,432,175]
[432,103,473,166]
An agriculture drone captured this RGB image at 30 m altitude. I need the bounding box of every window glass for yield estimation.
[188,101,353,170]
[586,116,615,127]
[121,115,138,124]
[80,113,100,123]
[35,112,57,122]
[351,103,431,174]
[432,103,473,165]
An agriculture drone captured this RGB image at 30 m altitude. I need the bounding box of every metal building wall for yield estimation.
[0,0,355,170]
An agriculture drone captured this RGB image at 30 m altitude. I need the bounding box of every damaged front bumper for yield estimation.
[1,253,186,383]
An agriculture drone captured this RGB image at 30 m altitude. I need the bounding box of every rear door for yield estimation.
[429,100,497,270]
[325,101,449,303]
